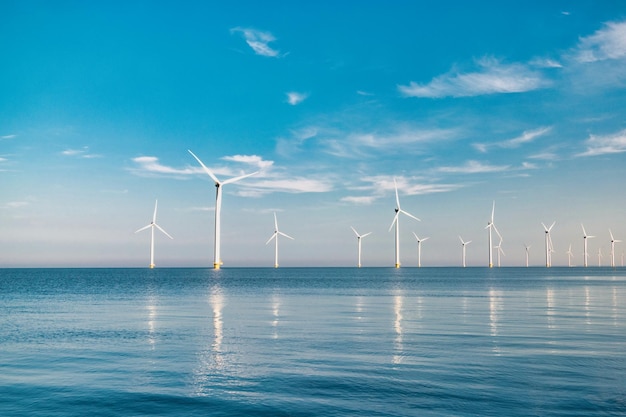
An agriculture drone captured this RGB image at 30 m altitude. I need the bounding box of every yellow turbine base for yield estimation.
[213,263,221,270]
[149,264,155,269]
[489,263,493,268]
[395,263,400,268]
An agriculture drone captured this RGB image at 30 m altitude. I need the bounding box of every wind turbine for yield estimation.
[524,244,531,267]
[188,150,258,269]
[388,178,420,268]
[266,212,294,268]
[609,229,622,268]
[494,243,504,267]
[135,200,173,268]
[412,232,429,268]
[351,226,372,268]
[597,247,603,267]
[566,244,574,267]
[581,224,595,268]
[541,222,555,268]
[459,236,471,267]
[485,201,501,268]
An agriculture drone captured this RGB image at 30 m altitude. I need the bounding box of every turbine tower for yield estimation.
[188,150,258,269]
[351,226,372,268]
[412,232,429,268]
[609,229,622,268]
[135,200,173,268]
[494,243,504,267]
[597,247,603,267]
[566,244,574,267]
[389,178,420,268]
[459,236,471,267]
[541,222,555,268]
[524,244,531,267]
[266,212,294,268]
[581,224,595,268]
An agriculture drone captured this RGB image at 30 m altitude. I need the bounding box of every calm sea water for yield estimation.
[1,267,625,416]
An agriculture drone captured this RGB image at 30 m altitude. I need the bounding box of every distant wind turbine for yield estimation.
[351,226,372,268]
[581,224,595,268]
[566,244,574,267]
[266,212,294,268]
[188,150,258,269]
[412,233,429,268]
[494,243,504,267]
[389,178,420,268]
[541,222,555,268]
[609,229,622,268]
[524,244,531,267]
[135,200,173,268]
[597,247,603,267]
[459,236,471,267]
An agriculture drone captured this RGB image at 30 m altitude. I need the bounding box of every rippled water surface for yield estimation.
[1,267,625,416]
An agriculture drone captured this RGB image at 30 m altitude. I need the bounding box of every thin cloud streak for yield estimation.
[398,58,550,98]
[437,160,510,174]
[576,129,626,157]
[474,126,552,153]
[231,27,281,57]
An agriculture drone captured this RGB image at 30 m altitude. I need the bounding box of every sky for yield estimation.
[2,1,626,267]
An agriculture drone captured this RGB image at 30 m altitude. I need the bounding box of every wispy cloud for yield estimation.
[286,91,308,105]
[341,175,461,205]
[1,201,29,209]
[221,154,274,169]
[398,57,550,98]
[61,147,101,159]
[473,126,552,153]
[575,20,626,63]
[437,160,510,174]
[231,27,281,57]
[1,134,17,140]
[131,156,199,176]
[576,129,626,157]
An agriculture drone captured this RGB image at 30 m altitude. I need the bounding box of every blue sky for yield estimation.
[2,1,626,267]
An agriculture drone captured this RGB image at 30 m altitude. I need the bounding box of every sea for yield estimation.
[1,267,625,416]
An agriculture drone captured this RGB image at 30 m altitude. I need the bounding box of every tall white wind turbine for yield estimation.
[388,178,420,268]
[351,226,372,268]
[566,244,574,267]
[188,150,258,269]
[524,244,531,267]
[609,229,622,268]
[459,236,471,267]
[581,224,595,268]
[266,212,294,268]
[412,233,429,268]
[494,243,504,267]
[135,200,173,268]
[485,201,500,268]
[541,222,555,268]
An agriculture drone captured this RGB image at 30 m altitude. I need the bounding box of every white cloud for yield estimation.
[398,58,550,98]
[286,92,308,105]
[221,154,274,169]
[131,156,199,176]
[473,126,552,153]
[437,160,510,174]
[576,129,626,157]
[575,20,626,63]
[340,195,378,205]
[61,147,101,159]
[1,134,17,140]
[1,201,29,209]
[231,27,281,57]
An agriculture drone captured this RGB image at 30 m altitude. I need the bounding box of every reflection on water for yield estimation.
[546,287,555,329]
[271,293,280,339]
[393,290,403,364]
[489,288,502,354]
[146,295,157,349]
[211,286,224,352]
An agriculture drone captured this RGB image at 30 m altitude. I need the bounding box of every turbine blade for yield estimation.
[412,232,419,241]
[466,240,472,245]
[493,224,503,242]
[266,232,277,245]
[459,235,464,244]
[274,212,278,230]
[361,232,372,238]
[388,212,399,232]
[135,224,152,234]
[541,222,548,231]
[491,200,495,223]
[278,231,294,240]
[400,209,420,222]
[222,170,259,185]
[188,149,220,184]
[610,229,615,241]
[351,226,360,237]
[581,223,587,237]
[154,223,173,239]
[394,178,400,209]
[422,237,430,242]
[548,221,556,231]
[153,200,158,223]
